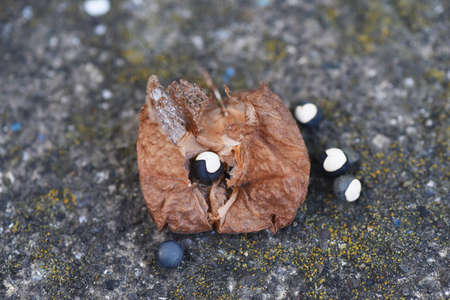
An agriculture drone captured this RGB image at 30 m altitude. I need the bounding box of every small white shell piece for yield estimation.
[344,179,362,202]
[323,148,347,172]
[295,103,317,123]
[196,151,221,173]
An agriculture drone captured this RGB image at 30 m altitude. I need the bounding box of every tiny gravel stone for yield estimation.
[371,134,391,151]
[94,24,107,35]
[22,6,33,20]
[156,241,184,268]
[102,89,113,99]
[404,77,415,87]
[333,175,362,202]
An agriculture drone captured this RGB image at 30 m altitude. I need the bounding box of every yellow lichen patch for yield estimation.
[426,68,445,82]
[34,188,78,219]
[264,37,287,61]
[63,188,77,206]
[31,245,75,286]
[122,49,145,65]
[325,6,338,22]
[10,221,20,233]
[393,0,429,31]
[329,1,395,54]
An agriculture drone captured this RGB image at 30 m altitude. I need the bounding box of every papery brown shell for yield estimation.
[137,75,310,234]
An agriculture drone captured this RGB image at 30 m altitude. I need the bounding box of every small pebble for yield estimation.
[320,148,349,176]
[22,6,33,20]
[192,151,224,184]
[333,175,362,202]
[102,89,112,99]
[84,0,110,17]
[94,24,107,35]
[404,77,415,88]
[156,241,184,268]
[371,134,391,151]
[293,102,322,127]
[191,35,204,50]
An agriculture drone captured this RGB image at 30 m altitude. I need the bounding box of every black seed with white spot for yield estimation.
[319,147,349,176]
[293,102,322,127]
[192,151,224,184]
[333,175,362,202]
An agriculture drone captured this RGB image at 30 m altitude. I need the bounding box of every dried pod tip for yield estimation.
[199,67,228,116]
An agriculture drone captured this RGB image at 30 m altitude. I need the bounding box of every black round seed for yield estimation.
[333,175,362,202]
[192,151,224,184]
[156,240,184,268]
[319,147,349,176]
[291,102,322,128]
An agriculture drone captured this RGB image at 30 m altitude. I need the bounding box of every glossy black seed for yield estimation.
[319,148,349,176]
[156,240,184,268]
[192,153,224,185]
[333,175,362,202]
[291,102,322,128]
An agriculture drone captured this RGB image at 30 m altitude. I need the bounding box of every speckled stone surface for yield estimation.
[1,0,449,299]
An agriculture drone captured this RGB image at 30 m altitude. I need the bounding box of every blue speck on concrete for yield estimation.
[11,122,21,132]
[39,134,45,141]
[257,0,270,7]
[393,218,400,227]
[223,67,236,84]
[225,67,235,77]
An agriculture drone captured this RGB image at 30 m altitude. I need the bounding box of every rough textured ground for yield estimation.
[1,0,449,299]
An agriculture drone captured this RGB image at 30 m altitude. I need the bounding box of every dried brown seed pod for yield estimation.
[137,75,310,234]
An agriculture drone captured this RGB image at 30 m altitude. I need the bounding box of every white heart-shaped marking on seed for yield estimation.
[344,179,361,202]
[196,151,221,173]
[323,148,347,172]
[295,103,318,123]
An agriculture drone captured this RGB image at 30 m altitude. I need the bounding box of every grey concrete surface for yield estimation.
[0,0,448,298]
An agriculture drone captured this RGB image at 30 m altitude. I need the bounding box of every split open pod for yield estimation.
[137,75,310,233]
